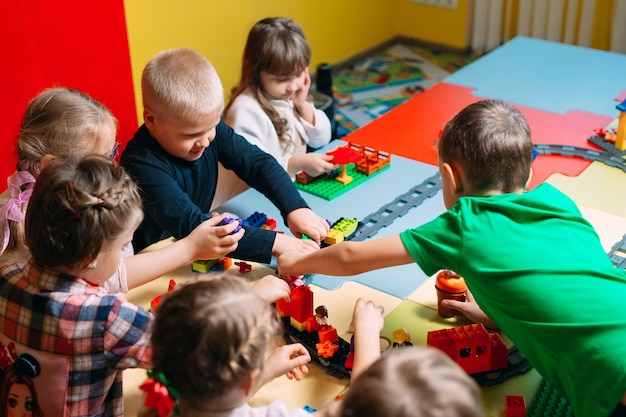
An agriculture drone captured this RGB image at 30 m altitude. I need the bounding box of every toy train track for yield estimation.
[351,173,442,242]
[302,173,442,284]
[533,142,626,173]
[608,234,626,269]
[534,142,626,267]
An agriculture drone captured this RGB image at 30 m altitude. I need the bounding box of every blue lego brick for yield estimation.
[243,211,267,228]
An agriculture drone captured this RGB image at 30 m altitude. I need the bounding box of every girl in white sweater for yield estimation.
[225,17,334,179]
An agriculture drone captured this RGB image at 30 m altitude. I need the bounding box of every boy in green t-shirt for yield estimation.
[278,99,626,417]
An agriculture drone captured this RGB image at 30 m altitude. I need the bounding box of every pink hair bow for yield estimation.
[0,170,36,255]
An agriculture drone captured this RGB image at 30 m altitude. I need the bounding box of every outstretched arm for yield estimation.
[277,234,414,277]
[124,213,244,290]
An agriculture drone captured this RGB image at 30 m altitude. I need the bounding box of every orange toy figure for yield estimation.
[435,269,467,318]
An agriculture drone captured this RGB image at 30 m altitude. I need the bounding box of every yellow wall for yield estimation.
[124,1,399,123]
[395,0,469,49]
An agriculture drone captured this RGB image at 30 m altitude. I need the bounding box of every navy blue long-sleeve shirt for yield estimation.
[120,122,309,263]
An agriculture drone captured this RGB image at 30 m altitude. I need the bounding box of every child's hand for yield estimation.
[253,275,290,303]
[348,298,385,378]
[299,153,335,177]
[263,343,311,382]
[441,289,499,329]
[293,67,311,108]
[349,298,385,335]
[185,213,244,260]
[276,249,308,277]
[272,233,320,258]
[293,68,315,125]
[285,207,330,244]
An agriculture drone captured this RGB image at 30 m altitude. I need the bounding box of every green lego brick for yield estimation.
[526,379,574,417]
[295,163,390,200]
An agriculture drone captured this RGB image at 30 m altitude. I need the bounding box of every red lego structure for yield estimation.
[284,286,314,331]
[277,283,352,379]
[427,323,508,375]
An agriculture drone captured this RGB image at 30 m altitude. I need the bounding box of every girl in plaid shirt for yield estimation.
[0,154,153,416]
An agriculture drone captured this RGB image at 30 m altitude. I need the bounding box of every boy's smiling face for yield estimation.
[144,109,221,161]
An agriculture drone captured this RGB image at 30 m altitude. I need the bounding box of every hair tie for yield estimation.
[0,170,36,255]
[140,371,180,417]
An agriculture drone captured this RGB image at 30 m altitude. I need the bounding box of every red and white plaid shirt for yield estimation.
[0,260,152,416]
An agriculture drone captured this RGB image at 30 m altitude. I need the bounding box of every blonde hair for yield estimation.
[150,274,280,409]
[17,87,117,176]
[225,17,311,145]
[335,346,485,417]
[142,48,225,121]
[25,153,142,268]
[2,87,117,256]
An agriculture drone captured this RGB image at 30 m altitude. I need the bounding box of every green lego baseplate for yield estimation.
[294,163,390,200]
[526,379,574,417]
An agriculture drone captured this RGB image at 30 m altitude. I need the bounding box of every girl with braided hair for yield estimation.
[0,154,153,416]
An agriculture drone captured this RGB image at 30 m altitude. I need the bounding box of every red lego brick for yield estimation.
[150,279,177,311]
[344,352,354,369]
[305,316,319,333]
[289,286,313,323]
[489,332,508,371]
[275,298,290,317]
[505,395,526,417]
[234,261,252,274]
[265,217,277,230]
[318,326,338,344]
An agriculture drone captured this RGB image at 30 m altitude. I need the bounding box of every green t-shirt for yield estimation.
[400,183,626,417]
